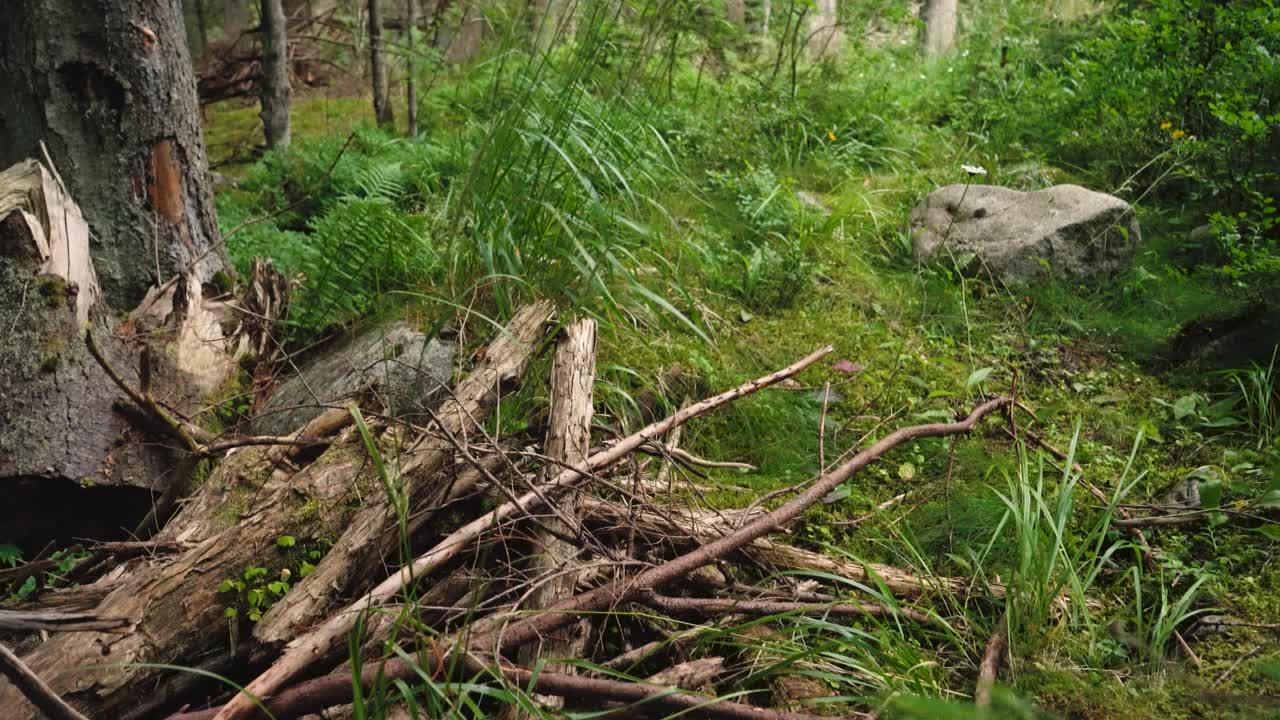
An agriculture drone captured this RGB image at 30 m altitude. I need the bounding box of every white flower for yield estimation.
[961,164,988,176]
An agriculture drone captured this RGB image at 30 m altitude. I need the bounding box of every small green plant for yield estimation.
[1218,347,1280,450]
[219,534,325,647]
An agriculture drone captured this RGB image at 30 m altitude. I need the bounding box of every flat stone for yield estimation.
[250,322,454,436]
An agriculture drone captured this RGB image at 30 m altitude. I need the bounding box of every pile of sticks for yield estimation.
[0,302,1015,720]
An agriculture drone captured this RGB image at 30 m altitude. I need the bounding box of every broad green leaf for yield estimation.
[967,366,995,388]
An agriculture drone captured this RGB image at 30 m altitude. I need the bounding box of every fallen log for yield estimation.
[197,394,1008,720]
[249,302,552,648]
[213,345,835,720]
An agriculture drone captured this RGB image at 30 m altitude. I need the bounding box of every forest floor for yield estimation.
[200,27,1280,719]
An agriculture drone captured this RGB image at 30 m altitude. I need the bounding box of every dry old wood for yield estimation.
[209,345,834,720]
[974,614,1008,708]
[0,642,89,720]
[0,305,550,720]
[194,393,1007,720]
[515,318,597,713]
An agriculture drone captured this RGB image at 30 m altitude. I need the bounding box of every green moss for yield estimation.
[37,275,66,308]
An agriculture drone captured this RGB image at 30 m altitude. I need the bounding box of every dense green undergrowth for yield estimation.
[204,0,1278,716]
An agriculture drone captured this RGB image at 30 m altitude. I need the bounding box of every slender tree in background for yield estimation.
[0,0,230,306]
[531,0,575,52]
[725,0,746,27]
[222,0,252,41]
[369,0,395,127]
[747,0,771,35]
[407,0,419,135]
[806,0,843,58]
[921,0,957,58]
[260,0,293,149]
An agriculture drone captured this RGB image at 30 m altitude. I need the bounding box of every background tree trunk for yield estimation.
[921,0,957,58]
[260,0,293,149]
[406,0,419,135]
[530,0,574,52]
[806,0,843,58]
[369,0,395,128]
[444,0,488,64]
[747,0,770,35]
[0,0,231,307]
[725,0,747,28]
[221,0,252,43]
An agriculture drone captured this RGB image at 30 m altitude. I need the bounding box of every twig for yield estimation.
[171,652,850,720]
[0,642,90,720]
[636,591,937,625]
[1213,645,1262,687]
[1174,630,1202,671]
[213,346,834,719]
[975,614,1008,708]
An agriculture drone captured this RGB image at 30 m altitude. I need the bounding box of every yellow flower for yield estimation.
[1159,121,1172,130]
[827,131,837,142]
[1171,129,1186,139]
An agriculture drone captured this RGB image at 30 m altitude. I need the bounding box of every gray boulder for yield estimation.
[909,184,1140,284]
[251,322,454,436]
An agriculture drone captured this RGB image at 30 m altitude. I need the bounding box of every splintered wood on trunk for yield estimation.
[515,319,597,713]
[0,0,230,307]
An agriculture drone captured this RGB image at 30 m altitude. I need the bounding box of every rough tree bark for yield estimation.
[921,0,957,59]
[0,160,175,550]
[515,319,597,713]
[260,0,293,149]
[369,0,395,128]
[0,0,231,307]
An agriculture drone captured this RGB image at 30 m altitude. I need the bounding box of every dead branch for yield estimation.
[173,651,850,720]
[0,642,89,720]
[974,614,1008,708]
[205,394,1004,720]
[635,591,937,625]
[485,396,1011,655]
[210,345,834,719]
[581,499,1003,599]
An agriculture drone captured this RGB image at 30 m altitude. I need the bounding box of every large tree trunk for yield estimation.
[0,160,174,550]
[921,0,957,59]
[0,0,230,308]
[369,0,395,128]
[260,0,293,149]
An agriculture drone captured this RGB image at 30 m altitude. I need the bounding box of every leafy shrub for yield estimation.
[960,0,1280,298]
